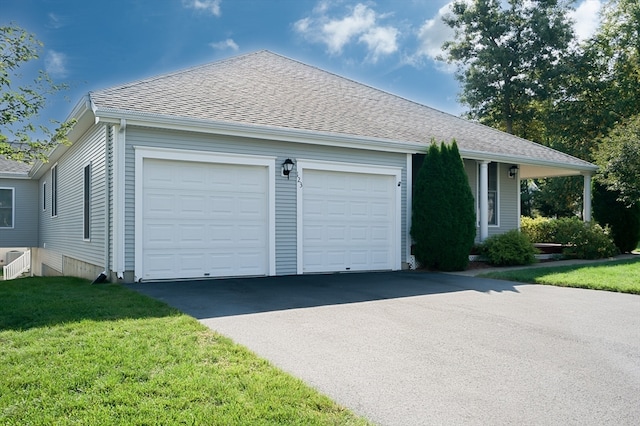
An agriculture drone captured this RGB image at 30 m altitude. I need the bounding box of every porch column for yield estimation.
[478,160,490,241]
[582,172,592,222]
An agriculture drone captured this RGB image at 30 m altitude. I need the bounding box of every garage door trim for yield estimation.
[296,159,402,274]
[134,146,276,281]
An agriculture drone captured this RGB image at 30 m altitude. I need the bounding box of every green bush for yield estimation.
[479,230,538,266]
[562,222,619,259]
[520,216,618,259]
[520,216,554,242]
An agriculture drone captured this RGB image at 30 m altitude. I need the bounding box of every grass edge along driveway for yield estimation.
[0,277,370,426]
[479,257,640,294]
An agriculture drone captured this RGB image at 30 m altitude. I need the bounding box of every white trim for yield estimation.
[0,187,15,229]
[95,109,425,155]
[296,159,402,274]
[93,109,599,173]
[405,153,412,266]
[478,161,490,241]
[134,146,276,281]
[51,163,58,218]
[582,172,592,222]
[82,162,92,241]
[113,122,126,279]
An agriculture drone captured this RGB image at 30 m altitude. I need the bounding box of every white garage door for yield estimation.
[141,158,269,280]
[301,169,397,273]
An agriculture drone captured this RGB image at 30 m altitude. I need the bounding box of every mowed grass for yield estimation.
[0,277,369,425]
[479,257,640,294]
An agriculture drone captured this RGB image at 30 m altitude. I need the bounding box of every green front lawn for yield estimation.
[0,277,369,425]
[479,258,640,294]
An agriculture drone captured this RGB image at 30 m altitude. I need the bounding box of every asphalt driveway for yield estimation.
[128,272,640,425]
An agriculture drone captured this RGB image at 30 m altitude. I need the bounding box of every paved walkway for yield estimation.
[129,269,640,425]
[453,253,639,277]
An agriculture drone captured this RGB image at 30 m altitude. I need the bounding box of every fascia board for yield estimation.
[459,149,598,175]
[30,97,96,180]
[93,108,598,175]
[0,173,30,179]
[93,108,425,154]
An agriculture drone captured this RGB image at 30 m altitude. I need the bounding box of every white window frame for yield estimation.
[42,181,47,211]
[83,163,91,241]
[0,187,15,229]
[51,164,58,217]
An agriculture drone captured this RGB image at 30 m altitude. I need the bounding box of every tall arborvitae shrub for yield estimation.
[411,140,476,271]
[593,182,640,253]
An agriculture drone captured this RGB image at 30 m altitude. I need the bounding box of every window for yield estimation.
[478,163,499,226]
[0,188,14,228]
[43,182,47,211]
[51,164,58,217]
[83,164,91,240]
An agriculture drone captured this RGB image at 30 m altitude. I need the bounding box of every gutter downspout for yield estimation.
[113,119,126,279]
[104,124,113,279]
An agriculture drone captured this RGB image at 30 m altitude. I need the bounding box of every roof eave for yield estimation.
[93,108,426,154]
[459,149,598,177]
[30,96,96,180]
[93,108,598,176]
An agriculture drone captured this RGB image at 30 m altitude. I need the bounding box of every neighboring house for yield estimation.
[0,51,597,282]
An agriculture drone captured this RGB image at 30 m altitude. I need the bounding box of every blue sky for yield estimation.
[4,0,603,129]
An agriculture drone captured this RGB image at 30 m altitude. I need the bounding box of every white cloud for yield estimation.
[415,2,458,63]
[182,0,221,16]
[47,13,64,29]
[322,4,377,54]
[570,0,602,42]
[360,26,399,62]
[45,50,68,78]
[210,38,239,51]
[294,2,399,62]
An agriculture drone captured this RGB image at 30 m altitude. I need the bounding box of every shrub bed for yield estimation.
[520,216,618,259]
[479,230,538,266]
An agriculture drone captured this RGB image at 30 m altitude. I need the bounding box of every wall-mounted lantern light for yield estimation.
[282,158,294,179]
[508,165,519,179]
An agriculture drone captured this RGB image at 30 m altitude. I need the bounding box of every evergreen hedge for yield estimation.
[411,141,476,271]
[593,183,640,253]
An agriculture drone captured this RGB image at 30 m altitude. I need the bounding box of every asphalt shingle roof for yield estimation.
[90,50,594,169]
[0,156,31,175]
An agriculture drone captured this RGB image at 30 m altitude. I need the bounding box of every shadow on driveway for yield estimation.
[127,271,519,319]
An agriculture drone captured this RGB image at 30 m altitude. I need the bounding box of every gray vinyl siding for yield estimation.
[124,126,408,275]
[464,159,519,242]
[0,179,38,246]
[38,124,108,269]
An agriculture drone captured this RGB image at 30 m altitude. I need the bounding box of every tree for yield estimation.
[592,182,640,253]
[1,24,74,163]
[548,0,640,158]
[440,0,575,135]
[411,140,476,271]
[594,114,640,205]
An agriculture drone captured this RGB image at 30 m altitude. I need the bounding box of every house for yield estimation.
[0,50,597,282]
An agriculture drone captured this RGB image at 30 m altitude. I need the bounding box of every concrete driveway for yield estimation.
[129,272,640,425]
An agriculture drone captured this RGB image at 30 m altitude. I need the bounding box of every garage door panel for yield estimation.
[144,223,175,246]
[349,226,368,241]
[142,158,269,280]
[144,193,176,216]
[302,169,396,273]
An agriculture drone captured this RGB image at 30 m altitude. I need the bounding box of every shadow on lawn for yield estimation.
[0,276,179,332]
[127,270,521,320]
